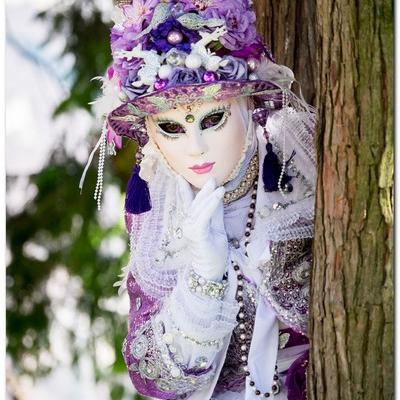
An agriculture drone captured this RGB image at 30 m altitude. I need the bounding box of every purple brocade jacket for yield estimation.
[121,232,311,400]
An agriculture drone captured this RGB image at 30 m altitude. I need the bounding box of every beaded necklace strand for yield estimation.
[232,176,281,398]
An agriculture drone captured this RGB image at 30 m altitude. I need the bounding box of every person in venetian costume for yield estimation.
[85,0,316,398]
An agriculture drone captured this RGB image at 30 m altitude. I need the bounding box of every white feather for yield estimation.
[90,74,123,119]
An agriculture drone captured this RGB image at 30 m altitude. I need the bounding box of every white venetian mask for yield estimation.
[146,97,250,189]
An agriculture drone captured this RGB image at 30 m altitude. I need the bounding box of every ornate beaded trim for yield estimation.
[223,154,259,205]
[164,308,223,348]
[188,269,228,300]
[113,0,131,7]
[229,180,281,397]
[172,327,222,348]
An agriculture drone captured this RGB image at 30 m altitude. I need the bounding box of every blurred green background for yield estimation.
[6,0,146,398]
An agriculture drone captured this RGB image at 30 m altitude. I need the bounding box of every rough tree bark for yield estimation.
[255,1,393,399]
[254,0,317,104]
[309,1,393,399]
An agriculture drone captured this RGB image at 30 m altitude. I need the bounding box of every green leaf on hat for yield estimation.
[148,96,170,112]
[127,104,147,117]
[241,86,255,96]
[203,84,222,97]
[177,13,224,30]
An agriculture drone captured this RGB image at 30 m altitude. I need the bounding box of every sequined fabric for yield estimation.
[259,239,312,334]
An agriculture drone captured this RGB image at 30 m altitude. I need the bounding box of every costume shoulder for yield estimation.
[256,106,316,334]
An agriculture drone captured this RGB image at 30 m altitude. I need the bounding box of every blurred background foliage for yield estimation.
[6,0,145,399]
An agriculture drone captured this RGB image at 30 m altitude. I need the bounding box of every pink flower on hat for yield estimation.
[122,0,159,29]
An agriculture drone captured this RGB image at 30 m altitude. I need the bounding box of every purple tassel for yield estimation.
[262,143,294,192]
[125,165,151,214]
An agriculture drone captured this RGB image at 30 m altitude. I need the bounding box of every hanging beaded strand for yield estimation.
[244,178,258,254]
[277,89,289,198]
[233,177,281,397]
[94,127,107,210]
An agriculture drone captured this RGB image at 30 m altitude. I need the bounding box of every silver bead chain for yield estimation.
[94,128,107,210]
[278,89,288,198]
[232,177,281,397]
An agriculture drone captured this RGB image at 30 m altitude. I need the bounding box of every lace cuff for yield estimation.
[154,267,238,369]
[168,269,239,340]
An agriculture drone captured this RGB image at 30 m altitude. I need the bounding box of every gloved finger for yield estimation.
[210,198,225,234]
[191,178,217,210]
[177,176,194,209]
[196,186,225,229]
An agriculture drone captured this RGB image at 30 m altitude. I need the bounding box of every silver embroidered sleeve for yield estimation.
[126,318,214,395]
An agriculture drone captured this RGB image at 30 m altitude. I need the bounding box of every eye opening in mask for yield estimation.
[200,111,224,130]
[156,121,186,135]
[199,105,231,131]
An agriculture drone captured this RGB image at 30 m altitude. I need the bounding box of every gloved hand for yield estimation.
[177,177,228,282]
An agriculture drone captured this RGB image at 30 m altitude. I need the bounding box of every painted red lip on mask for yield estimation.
[189,162,215,174]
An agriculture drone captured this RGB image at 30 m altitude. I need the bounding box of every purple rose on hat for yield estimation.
[111,25,145,79]
[217,56,248,80]
[169,67,203,85]
[121,66,150,100]
[111,45,144,81]
[230,37,264,58]
[204,1,257,51]
[145,16,200,53]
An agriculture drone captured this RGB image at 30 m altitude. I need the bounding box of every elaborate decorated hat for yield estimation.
[94,0,295,147]
[84,0,299,211]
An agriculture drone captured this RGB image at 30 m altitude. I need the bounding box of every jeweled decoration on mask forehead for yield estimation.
[154,79,168,90]
[185,114,195,123]
[203,71,217,82]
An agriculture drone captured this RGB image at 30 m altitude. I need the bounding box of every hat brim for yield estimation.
[107,79,283,144]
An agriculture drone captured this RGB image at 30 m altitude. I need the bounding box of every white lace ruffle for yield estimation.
[155,264,239,368]
[165,267,239,339]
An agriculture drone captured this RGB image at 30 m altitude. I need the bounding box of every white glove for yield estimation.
[178,177,228,281]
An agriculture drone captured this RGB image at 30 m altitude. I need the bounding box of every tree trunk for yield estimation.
[309,1,394,399]
[254,0,317,104]
[254,1,393,399]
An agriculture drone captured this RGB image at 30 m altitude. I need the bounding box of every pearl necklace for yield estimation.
[232,177,281,398]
